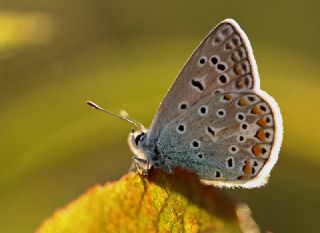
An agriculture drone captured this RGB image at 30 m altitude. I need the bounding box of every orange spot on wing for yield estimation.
[244,160,252,175]
[234,64,242,75]
[251,105,262,114]
[236,79,245,89]
[237,175,249,180]
[256,130,266,141]
[257,118,267,127]
[238,97,248,106]
[252,145,262,157]
[224,94,232,101]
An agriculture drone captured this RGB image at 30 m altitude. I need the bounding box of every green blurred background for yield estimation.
[0,0,319,232]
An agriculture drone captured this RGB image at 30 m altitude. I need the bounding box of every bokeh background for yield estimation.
[0,0,319,232]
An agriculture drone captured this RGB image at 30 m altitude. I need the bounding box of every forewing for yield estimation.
[147,19,259,144]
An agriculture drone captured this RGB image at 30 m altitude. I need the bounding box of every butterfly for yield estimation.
[87,19,283,188]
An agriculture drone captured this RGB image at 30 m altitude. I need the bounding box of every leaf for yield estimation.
[37,169,260,233]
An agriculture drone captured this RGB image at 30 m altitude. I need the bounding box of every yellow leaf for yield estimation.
[37,169,260,233]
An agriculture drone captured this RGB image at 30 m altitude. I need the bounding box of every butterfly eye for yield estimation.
[134,133,145,145]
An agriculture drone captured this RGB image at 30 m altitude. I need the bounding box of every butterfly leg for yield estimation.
[132,155,149,176]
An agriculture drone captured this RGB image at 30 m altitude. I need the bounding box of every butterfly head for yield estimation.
[128,129,149,159]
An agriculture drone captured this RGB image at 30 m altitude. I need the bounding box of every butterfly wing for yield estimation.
[147,19,260,144]
[156,91,282,188]
[146,19,282,188]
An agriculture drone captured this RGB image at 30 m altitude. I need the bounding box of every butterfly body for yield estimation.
[127,19,283,188]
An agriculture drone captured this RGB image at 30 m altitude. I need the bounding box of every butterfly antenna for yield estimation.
[86,101,144,131]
